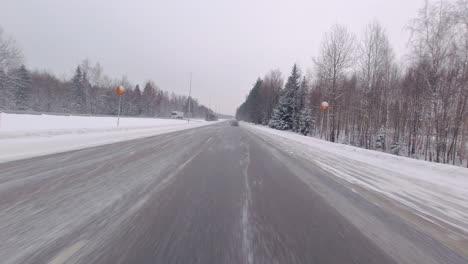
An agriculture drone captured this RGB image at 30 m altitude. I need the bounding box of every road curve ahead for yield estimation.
[0,122,466,264]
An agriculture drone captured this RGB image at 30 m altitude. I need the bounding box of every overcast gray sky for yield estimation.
[1,0,422,115]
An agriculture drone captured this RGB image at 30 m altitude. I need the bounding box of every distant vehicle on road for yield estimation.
[205,112,218,121]
[230,120,239,127]
[171,111,184,119]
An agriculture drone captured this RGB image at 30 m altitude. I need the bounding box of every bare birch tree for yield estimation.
[358,21,395,149]
[314,24,355,142]
[0,26,23,109]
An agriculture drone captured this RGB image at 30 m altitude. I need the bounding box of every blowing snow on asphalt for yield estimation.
[0,121,467,264]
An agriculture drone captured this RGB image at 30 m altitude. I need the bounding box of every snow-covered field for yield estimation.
[0,113,217,163]
[244,123,468,238]
[0,112,208,135]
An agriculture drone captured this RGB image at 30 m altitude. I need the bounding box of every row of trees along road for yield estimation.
[237,0,468,167]
[0,30,213,118]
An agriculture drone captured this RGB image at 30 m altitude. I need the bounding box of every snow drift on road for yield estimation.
[244,123,468,238]
[0,113,218,163]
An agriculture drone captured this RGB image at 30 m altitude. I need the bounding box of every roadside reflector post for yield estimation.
[320,101,329,139]
[116,86,125,127]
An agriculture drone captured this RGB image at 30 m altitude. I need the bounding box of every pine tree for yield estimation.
[269,90,292,130]
[71,66,86,113]
[0,69,15,110]
[298,108,313,135]
[375,127,386,151]
[81,71,93,113]
[390,141,401,156]
[269,64,300,130]
[13,65,32,110]
[293,76,308,131]
[142,82,155,116]
[132,84,142,115]
[245,79,263,123]
[235,79,264,123]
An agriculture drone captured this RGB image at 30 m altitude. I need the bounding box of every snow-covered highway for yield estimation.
[0,120,467,264]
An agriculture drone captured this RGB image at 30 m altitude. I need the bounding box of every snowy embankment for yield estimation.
[0,112,216,163]
[244,123,468,237]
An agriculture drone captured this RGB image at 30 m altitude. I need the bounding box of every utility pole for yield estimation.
[188,72,192,123]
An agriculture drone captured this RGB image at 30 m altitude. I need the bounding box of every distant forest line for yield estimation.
[0,32,213,118]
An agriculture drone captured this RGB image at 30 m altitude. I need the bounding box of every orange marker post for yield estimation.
[116,86,125,127]
[320,101,329,111]
[320,101,329,139]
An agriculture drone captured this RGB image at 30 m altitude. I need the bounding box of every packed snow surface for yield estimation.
[0,112,218,163]
[0,112,208,133]
[244,123,468,237]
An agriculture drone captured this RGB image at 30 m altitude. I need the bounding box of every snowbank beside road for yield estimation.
[244,123,468,237]
[0,113,217,163]
[0,112,204,133]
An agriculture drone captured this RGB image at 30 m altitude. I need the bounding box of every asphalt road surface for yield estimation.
[1,122,467,264]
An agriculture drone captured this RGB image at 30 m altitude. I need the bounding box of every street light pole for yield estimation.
[188,72,192,123]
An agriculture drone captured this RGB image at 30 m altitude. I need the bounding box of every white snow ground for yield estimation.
[244,123,468,238]
[0,113,217,163]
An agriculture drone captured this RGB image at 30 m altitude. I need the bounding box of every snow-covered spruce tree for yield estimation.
[293,76,308,132]
[268,101,291,130]
[13,65,32,110]
[269,64,300,130]
[127,84,142,115]
[260,70,283,125]
[81,71,94,113]
[0,69,16,110]
[375,127,386,151]
[298,108,313,135]
[244,79,263,124]
[70,66,86,113]
[390,141,400,156]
